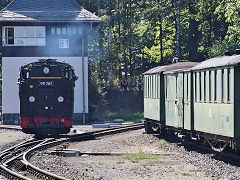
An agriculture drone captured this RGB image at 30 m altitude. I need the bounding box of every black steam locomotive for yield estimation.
[18,59,77,137]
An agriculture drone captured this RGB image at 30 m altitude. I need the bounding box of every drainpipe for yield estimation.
[82,23,93,124]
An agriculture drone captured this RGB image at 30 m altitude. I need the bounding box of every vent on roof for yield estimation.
[224,50,230,56]
[172,57,179,64]
[236,49,240,55]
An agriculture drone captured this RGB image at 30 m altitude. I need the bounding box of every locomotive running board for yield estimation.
[206,138,229,152]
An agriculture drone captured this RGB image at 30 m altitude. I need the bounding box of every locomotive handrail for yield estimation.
[31,77,62,79]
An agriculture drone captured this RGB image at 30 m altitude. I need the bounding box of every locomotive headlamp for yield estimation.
[58,96,64,103]
[29,96,35,103]
[43,67,50,74]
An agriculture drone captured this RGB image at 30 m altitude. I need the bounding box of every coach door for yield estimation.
[176,72,184,128]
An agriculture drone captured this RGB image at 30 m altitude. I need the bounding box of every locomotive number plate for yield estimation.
[39,81,54,87]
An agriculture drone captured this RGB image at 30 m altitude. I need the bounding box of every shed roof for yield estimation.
[0,0,102,22]
[143,62,198,75]
[191,55,240,70]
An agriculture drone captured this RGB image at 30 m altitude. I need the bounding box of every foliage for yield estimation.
[1,0,240,102]
[208,39,239,58]
[75,0,240,96]
[123,153,162,163]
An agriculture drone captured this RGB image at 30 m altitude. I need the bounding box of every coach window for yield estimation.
[156,76,158,98]
[146,76,148,97]
[214,70,217,101]
[227,69,230,101]
[199,72,202,101]
[195,73,197,101]
[153,76,155,98]
[150,76,152,98]
[154,75,157,98]
[148,76,150,98]
[186,74,189,101]
[146,75,149,98]
[153,75,155,98]
[176,75,178,100]
[222,70,224,101]
[204,72,206,102]
[209,71,211,102]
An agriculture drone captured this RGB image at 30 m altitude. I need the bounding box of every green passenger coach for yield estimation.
[143,53,240,151]
[143,62,198,133]
[191,55,239,150]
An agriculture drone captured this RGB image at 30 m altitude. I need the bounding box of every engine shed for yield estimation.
[0,0,102,124]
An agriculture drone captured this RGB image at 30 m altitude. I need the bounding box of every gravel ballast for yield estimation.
[29,127,240,180]
[0,129,33,179]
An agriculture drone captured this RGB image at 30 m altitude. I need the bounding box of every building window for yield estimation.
[56,27,61,35]
[51,27,82,36]
[62,27,67,35]
[4,26,46,46]
[72,27,78,35]
[5,28,14,44]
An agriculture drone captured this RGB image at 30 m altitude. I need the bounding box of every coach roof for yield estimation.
[0,0,102,22]
[191,54,240,71]
[143,62,198,75]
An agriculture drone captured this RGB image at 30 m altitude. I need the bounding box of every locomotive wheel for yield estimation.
[35,129,48,139]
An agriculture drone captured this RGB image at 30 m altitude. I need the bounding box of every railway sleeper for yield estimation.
[12,160,27,171]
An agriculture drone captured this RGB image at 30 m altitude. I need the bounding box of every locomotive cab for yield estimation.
[18,59,76,137]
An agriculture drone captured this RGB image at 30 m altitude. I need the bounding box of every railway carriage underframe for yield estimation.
[144,119,240,152]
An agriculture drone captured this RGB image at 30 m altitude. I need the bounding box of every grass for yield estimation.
[130,167,138,171]
[98,113,143,123]
[116,160,125,164]
[98,162,103,166]
[181,172,192,176]
[176,172,192,176]
[140,162,155,170]
[121,139,136,146]
[123,153,162,163]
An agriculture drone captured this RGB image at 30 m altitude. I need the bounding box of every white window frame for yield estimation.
[2,26,46,46]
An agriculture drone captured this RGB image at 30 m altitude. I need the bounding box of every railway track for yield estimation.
[0,125,22,131]
[0,123,144,180]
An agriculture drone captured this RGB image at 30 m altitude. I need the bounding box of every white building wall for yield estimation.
[2,57,88,114]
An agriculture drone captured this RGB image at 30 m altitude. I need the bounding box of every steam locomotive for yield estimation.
[18,59,77,137]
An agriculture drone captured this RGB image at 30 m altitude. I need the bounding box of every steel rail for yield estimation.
[0,125,22,131]
[0,123,144,180]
